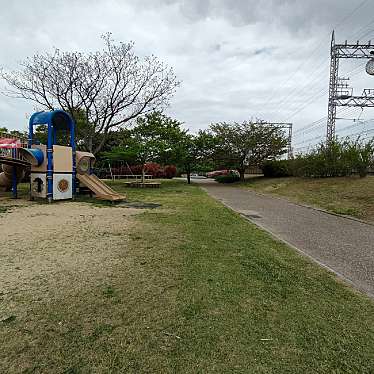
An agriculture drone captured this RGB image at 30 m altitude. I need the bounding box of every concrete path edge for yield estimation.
[199,185,374,300]
[244,188,374,227]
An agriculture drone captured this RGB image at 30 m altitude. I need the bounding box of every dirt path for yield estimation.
[194,179,374,297]
[0,201,138,320]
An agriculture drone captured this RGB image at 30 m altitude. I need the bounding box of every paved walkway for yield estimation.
[194,179,374,297]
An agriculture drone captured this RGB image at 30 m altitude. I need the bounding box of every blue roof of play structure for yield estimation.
[29,110,74,131]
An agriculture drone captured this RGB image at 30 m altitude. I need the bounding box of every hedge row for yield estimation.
[262,138,374,178]
[215,172,240,183]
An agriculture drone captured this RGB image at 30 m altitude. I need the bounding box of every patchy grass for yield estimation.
[1,179,374,373]
[0,205,10,214]
[240,175,374,222]
[0,184,33,215]
[0,204,24,215]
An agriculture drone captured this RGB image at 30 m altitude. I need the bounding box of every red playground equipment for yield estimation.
[0,133,28,198]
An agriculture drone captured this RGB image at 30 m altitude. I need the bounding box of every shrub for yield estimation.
[215,172,240,183]
[262,160,292,178]
[291,138,374,178]
[144,162,163,177]
[259,138,374,179]
[346,139,374,177]
[129,164,143,175]
[164,165,177,179]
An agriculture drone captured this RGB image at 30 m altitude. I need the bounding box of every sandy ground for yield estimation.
[0,200,138,320]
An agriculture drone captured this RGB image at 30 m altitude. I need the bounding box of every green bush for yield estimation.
[215,173,240,183]
[292,138,374,178]
[262,160,292,178]
[260,138,374,179]
[345,140,374,177]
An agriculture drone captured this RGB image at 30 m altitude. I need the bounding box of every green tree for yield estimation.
[102,111,186,182]
[0,126,27,141]
[210,121,288,181]
[172,130,216,184]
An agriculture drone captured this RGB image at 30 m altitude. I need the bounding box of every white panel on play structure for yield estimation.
[31,173,47,199]
[53,174,72,200]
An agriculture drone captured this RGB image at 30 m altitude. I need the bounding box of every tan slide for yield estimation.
[77,173,125,202]
[75,151,125,202]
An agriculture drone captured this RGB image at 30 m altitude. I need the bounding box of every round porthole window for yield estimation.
[58,179,69,193]
[78,158,90,174]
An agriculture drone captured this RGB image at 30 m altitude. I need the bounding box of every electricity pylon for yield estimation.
[326,31,374,143]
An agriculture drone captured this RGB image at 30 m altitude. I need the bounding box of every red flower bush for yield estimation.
[164,165,177,178]
[109,162,177,178]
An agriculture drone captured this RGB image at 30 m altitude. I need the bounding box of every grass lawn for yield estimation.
[1,179,374,373]
[240,175,374,223]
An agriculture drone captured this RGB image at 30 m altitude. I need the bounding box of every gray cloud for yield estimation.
[0,0,373,148]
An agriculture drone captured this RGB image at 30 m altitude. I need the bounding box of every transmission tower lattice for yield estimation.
[327,31,374,142]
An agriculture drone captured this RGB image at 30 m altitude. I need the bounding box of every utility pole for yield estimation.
[257,121,293,159]
[326,31,374,143]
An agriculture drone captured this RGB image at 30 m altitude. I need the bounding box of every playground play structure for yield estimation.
[0,110,125,202]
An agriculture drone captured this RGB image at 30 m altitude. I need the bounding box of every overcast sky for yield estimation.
[1,0,374,149]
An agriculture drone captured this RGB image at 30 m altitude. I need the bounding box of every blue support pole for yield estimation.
[70,117,76,197]
[28,121,33,147]
[11,148,17,199]
[53,126,57,146]
[47,122,53,203]
[11,167,18,199]
[28,112,39,147]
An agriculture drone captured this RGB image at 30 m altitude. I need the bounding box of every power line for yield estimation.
[283,62,368,123]
[270,61,330,119]
[334,0,371,29]
[292,108,361,148]
[260,0,372,118]
[260,0,374,152]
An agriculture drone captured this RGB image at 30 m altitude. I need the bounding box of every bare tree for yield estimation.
[1,33,180,154]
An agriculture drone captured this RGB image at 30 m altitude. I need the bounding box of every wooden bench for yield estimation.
[124,181,160,188]
[109,174,153,181]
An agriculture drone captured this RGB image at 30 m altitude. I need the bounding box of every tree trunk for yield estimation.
[185,164,191,184]
[93,130,109,155]
[239,168,245,182]
[142,164,145,184]
[87,135,93,153]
